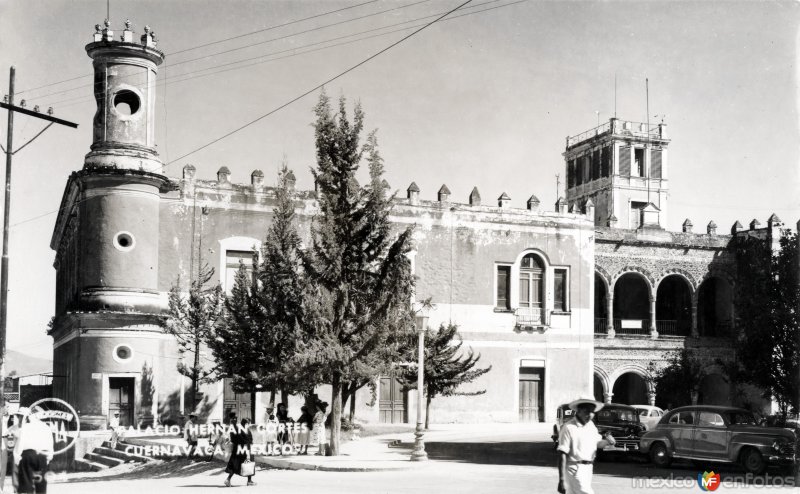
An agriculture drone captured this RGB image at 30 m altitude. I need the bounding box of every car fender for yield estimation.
[729,432,779,460]
[639,431,674,454]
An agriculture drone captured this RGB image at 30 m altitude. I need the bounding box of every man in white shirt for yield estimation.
[556,395,616,494]
[184,414,198,459]
[14,409,53,494]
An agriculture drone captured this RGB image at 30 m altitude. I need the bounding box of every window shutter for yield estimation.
[496,266,510,309]
[651,149,662,178]
[619,146,631,176]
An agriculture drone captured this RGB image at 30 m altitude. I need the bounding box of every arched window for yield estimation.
[519,254,544,314]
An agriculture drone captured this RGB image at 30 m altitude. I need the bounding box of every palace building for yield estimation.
[49,22,777,430]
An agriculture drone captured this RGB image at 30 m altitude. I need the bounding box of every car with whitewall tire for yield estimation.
[639,405,796,474]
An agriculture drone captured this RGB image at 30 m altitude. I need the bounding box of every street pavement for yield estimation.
[32,423,800,493]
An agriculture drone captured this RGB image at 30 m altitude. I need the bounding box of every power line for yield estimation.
[42,0,509,110]
[8,0,524,230]
[169,0,380,56]
[166,0,475,165]
[15,0,381,96]
[21,0,431,103]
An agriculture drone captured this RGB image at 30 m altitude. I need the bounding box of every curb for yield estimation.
[256,455,422,472]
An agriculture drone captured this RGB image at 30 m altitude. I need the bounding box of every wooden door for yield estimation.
[223,378,252,423]
[109,377,135,426]
[379,376,407,423]
[519,368,544,422]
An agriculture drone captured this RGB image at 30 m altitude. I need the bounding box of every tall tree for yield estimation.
[652,349,707,409]
[164,264,224,414]
[728,231,800,415]
[208,166,309,405]
[399,323,492,429]
[302,92,415,455]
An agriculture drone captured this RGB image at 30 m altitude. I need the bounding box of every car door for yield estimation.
[692,411,729,459]
[667,410,697,456]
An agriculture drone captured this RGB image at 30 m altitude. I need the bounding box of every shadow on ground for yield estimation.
[425,441,795,487]
[65,459,229,483]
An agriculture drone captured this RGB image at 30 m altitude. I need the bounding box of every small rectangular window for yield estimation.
[496,265,511,310]
[225,250,255,294]
[554,269,568,312]
[630,201,647,229]
[634,148,645,177]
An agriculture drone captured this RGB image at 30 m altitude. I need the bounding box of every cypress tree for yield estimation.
[303,92,415,455]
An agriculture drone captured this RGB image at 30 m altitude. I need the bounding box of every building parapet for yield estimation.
[595,226,731,249]
[566,118,669,149]
[171,169,594,228]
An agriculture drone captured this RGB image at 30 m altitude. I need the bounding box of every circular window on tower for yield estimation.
[113,89,141,117]
[113,231,136,252]
[113,344,134,363]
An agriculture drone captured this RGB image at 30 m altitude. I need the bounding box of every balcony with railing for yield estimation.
[594,319,690,338]
[567,119,667,148]
[515,307,546,332]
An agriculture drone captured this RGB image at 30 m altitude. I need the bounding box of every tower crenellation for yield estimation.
[84,20,165,173]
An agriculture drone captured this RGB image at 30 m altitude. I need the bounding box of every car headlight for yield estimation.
[772,440,786,452]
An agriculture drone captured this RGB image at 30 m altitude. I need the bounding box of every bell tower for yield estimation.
[84,20,164,172]
[50,20,170,429]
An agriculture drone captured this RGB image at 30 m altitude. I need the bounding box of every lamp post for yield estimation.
[411,313,428,461]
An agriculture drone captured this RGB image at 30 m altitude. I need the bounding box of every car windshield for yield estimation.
[597,408,638,423]
[725,411,757,425]
[637,409,649,416]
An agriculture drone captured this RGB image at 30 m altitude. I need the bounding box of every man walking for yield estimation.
[556,395,616,494]
[184,413,198,460]
[14,409,53,494]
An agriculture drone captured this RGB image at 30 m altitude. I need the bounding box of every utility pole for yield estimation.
[0,66,77,451]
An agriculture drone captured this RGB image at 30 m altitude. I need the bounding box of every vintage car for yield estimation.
[593,404,647,453]
[639,405,797,474]
[763,414,800,430]
[632,405,665,431]
[551,403,574,446]
[551,403,646,454]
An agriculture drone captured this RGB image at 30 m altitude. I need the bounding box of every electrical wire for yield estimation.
[20,0,432,103]
[7,0,528,230]
[42,0,510,110]
[15,0,381,96]
[165,0,474,165]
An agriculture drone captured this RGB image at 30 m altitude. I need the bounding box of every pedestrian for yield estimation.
[296,406,312,455]
[14,409,54,494]
[276,403,292,452]
[556,395,616,494]
[109,411,121,449]
[224,418,255,487]
[264,409,278,455]
[184,413,198,459]
[2,413,21,493]
[311,402,328,456]
[206,421,223,462]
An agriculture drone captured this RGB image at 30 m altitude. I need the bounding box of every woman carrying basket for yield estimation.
[224,418,255,487]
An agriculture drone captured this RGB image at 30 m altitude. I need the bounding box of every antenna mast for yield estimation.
[646,78,650,204]
[555,174,561,200]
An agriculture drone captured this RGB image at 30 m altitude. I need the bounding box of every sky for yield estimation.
[0,0,798,359]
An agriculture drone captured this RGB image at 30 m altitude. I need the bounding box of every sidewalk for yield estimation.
[256,422,553,471]
[119,423,553,472]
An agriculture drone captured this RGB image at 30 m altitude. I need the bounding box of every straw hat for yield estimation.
[568,395,604,412]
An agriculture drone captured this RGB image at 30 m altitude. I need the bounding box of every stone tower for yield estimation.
[563,118,670,230]
[49,20,169,429]
[85,20,164,172]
